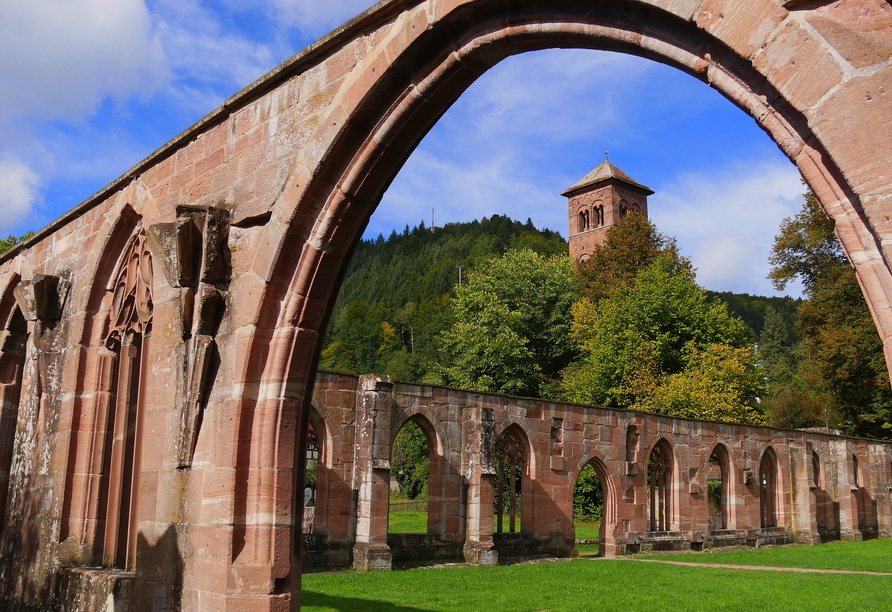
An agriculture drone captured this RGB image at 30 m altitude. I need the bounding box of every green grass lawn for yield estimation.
[388,510,428,533]
[645,538,892,573]
[301,552,892,611]
[573,522,600,540]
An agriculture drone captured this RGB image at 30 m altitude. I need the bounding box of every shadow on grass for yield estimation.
[301,591,432,611]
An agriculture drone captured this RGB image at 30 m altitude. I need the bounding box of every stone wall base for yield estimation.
[57,567,133,612]
[352,543,392,571]
[388,534,463,564]
[463,541,498,565]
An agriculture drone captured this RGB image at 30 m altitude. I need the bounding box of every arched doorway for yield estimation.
[194,1,892,605]
[573,459,608,556]
[389,419,431,534]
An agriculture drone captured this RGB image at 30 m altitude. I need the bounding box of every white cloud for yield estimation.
[0,157,41,235]
[0,0,167,124]
[263,0,376,36]
[153,0,278,104]
[651,161,805,296]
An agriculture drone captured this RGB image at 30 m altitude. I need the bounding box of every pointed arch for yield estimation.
[0,278,26,534]
[647,438,673,532]
[706,443,730,530]
[759,446,779,528]
[494,424,529,534]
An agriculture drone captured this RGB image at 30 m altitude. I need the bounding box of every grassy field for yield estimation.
[389,510,428,533]
[301,540,892,611]
[646,538,892,572]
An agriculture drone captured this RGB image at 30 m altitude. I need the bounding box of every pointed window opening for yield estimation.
[97,231,153,569]
[707,446,729,530]
[0,308,27,533]
[648,442,671,531]
[495,427,526,533]
[759,448,778,528]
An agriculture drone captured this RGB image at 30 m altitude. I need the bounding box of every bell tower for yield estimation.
[562,157,654,262]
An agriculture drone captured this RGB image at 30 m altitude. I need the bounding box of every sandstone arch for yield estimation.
[0,1,891,609]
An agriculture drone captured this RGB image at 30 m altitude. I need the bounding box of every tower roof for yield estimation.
[561,160,654,196]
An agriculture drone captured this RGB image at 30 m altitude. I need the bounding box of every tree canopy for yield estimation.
[767,192,892,437]
[435,249,580,398]
[561,254,762,422]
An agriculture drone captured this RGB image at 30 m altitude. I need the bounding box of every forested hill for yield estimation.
[321,215,798,382]
[335,216,567,312]
[706,291,800,339]
[320,216,568,380]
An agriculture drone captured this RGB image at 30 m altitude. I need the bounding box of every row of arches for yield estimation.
[304,384,848,571]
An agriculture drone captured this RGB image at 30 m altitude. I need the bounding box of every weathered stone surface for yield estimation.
[0,1,891,610]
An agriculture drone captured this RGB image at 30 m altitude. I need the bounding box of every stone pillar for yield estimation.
[352,375,394,571]
[832,439,862,541]
[461,405,497,565]
[872,444,892,539]
[791,441,820,545]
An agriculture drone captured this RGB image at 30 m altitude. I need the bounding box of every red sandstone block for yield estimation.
[809,0,892,69]
[236,143,267,179]
[811,65,892,197]
[195,147,227,177]
[171,165,195,190]
[754,20,844,114]
[696,0,786,60]
[233,128,264,159]
[185,170,213,204]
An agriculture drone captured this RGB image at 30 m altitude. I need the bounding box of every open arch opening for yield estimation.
[647,440,673,532]
[389,419,431,534]
[707,444,730,531]
[573,459,607,556]
[759,447,779,529]
[495,426,527,534]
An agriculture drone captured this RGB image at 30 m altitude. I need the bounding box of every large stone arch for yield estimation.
[160,1,892,606]
[0,1,891,609]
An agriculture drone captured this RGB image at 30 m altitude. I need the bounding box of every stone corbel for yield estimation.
[160,207,231,467]
[13,274,70,322]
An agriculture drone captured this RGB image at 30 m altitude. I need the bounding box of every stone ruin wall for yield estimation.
[0,0,890,610]
[306,371,892,569]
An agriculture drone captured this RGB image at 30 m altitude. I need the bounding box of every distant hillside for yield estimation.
[706,291,801,340]
[321,216,801,381]
[320,216,568,380]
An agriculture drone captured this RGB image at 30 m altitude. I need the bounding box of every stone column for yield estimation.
[832,439,862,541]
[461,405,497,565]
[352,375,394,571]
[791,441,820,545]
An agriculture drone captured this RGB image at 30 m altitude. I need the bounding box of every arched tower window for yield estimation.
[0,307,27,533]
[495,427,526,533]
[648,441,672,531]
[578,209,590,232]
[98,230,153,569]
[594,205,604,227]
[759,448,778,528]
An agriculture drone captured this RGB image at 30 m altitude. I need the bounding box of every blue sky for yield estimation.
[0,0,804,297]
